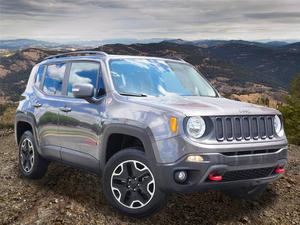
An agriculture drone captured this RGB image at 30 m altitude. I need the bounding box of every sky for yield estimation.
[1,0,300,41]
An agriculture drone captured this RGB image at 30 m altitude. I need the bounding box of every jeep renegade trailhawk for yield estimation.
[15,51,288,217]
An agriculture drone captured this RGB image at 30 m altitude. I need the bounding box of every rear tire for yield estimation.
[223,184,268,200]
[18,131,48,179]
[102,149,167,217]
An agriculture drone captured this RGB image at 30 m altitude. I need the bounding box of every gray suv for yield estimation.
[15,51,288,217]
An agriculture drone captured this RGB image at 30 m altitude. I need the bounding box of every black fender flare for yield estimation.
[15,111,41,155]
[99,123,157,171]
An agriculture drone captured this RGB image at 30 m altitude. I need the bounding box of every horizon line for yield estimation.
[1,37,300,43]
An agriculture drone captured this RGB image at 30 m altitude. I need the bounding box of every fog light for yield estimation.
[174,171,187,183]
[186,155,204,163]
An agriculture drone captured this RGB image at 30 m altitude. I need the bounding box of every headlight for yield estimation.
[274,115,283,136]
[186,116,206,138]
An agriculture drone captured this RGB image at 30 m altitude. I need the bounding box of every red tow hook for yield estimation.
[275,166,285,174]
[209,173,223,181]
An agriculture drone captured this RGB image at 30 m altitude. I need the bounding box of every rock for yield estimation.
[240,216,250,224]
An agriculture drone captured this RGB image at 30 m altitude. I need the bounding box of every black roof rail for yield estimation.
[44,51,108,60]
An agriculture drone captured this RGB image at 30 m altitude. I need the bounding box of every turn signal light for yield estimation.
[170,117,178,133]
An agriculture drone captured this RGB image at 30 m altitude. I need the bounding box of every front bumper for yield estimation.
[154,146,288,193]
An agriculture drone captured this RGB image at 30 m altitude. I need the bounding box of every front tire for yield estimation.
[19,131,48,179]
[223,184,268,200]
[102,149,167,217]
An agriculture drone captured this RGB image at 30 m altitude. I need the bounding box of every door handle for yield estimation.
[59,106,72,112]
[33,102,42,108]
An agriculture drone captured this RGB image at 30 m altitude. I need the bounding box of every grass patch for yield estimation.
[0,103,17,129]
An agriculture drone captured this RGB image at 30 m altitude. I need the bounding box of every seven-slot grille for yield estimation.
[214,116,275,142]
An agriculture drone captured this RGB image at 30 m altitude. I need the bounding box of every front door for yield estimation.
[58,61,105,171]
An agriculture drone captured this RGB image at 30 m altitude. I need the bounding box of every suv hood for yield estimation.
[131,96,279,116]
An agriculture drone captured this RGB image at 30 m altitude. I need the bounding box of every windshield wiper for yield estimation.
[119,92,148,97]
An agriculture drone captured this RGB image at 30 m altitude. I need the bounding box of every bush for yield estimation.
[0,103,17,129]
[279,77,300,145]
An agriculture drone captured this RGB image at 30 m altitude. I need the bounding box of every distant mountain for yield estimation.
[3,38,297,51]
[264,41,289,47]
[0,41,299,102]
[0,38,168,51]
[2,38,299,53]
[207,43,300,88]
[165,39,291,48]
[100,42,300,89]
[55,39,163,47]
[0,39,60,50]
[192,40,266,47]
[281,42,300,53]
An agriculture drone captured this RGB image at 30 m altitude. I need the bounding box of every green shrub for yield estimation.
[279,77,300,145]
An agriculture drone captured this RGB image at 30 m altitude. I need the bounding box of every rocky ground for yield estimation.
[0,133,299,225]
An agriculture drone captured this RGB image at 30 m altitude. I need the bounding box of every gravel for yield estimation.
[0,133,299,225]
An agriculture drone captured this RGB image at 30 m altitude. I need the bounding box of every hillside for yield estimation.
[208,43,300,88]
[0,48,60,102]
[0,41,299,102]
[100,42,296,90]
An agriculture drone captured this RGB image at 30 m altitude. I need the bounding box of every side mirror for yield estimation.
[72,83,94,99]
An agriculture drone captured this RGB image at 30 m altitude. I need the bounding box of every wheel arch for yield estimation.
[15,112,40,154]
[100,124,157,171]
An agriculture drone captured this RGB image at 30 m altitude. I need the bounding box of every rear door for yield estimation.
[58,61,105,171]
[34,62,67,159]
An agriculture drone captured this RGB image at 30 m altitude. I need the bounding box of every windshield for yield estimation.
[109,58,217,97]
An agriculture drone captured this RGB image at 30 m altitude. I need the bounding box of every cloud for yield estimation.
[0,0,299,40]
[246,12,300,19]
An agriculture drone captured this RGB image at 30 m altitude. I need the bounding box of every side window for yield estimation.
[43,63,66,95]
[35,65,44,88]
[67,62,100,97]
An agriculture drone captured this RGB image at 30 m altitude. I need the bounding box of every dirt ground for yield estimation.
[0,133,299,225]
